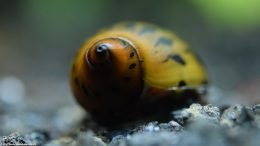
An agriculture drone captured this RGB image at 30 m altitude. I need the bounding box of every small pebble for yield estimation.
[220,104,249,128]
[172,104,220,125]
[0,132,29,145]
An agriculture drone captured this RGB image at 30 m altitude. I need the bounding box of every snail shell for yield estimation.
[70,22,208,126]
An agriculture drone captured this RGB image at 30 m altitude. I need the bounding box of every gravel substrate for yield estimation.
[1,103,260,146]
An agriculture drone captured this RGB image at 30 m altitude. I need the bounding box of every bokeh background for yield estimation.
[1,0,260,111]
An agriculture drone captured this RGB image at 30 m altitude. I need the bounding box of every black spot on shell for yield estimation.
[129,63,137,69]
[178,80,187,87]
[138,26,156,35]
[129,52,135,58]
[169,54,186,65]
[81,84,89,96]
[155,37,173,47]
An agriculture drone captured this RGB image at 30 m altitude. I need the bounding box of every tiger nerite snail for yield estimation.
[70,22,208,126]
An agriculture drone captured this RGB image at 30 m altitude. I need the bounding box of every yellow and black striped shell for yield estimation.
[70,22,208,126]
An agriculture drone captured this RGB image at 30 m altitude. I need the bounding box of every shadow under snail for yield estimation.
[70,22,208,126]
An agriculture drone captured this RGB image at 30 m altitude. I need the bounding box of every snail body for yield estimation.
[70,22,208,126]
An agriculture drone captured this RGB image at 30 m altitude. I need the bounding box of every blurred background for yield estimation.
[0,0,260,112]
